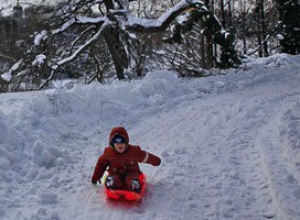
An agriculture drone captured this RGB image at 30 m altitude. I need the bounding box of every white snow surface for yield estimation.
[1,53,300,220]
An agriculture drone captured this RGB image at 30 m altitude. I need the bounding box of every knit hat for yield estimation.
[110,134,127,145]
[109,127,129,144]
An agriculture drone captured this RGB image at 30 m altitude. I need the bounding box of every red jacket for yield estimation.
[92,127,161,182]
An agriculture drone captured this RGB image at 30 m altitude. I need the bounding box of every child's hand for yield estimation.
[91,179,98,185]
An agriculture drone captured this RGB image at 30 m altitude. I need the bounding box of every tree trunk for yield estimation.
[257,28,263,57]
[103,26,128,80]
[206,35,213,68]
[242,0,247,54]
[259,0,269,56]
[227,1,234,35]
[204,0,213,68]
[256,0,263,57]
[199,25,206,68]
[219,0,226,28]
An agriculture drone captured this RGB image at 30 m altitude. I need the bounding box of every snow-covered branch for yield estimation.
[70,26,96,53]
[52,19,109,70]
[126,0,206,33]
[52,16,106,35]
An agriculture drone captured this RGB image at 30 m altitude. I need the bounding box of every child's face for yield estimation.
[114,143,127,153]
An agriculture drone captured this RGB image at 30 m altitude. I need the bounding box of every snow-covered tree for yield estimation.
[0,4,54,91]
[4,0,239,90]
[277,0,300,55]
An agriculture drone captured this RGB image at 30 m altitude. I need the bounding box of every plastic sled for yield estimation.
[102,173,147,202]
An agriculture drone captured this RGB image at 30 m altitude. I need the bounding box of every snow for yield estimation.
[1,53,300,220]
[51,17,106,35]
[0,72,12,82]
[127,0,208,30]
[34,31,48,46]
[32,54,47,67]
[1,59,22,82]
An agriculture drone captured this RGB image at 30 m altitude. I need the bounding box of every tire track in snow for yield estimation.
[195,99,276,220]
[129,92,279,220]
[255,96,300,220]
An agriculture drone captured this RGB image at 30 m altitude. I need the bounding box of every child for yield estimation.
[91,127,161,192]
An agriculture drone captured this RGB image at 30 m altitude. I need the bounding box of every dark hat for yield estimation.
[111,134,127,144]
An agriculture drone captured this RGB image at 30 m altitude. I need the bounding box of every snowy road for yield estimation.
[1,54,300,220]
[118,86,298,220]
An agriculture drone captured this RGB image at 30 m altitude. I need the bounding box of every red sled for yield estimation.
[103,173,147,202]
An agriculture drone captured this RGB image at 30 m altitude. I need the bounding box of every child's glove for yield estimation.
[91,179,98,185]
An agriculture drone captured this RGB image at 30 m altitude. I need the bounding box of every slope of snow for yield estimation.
[1,53,300,220]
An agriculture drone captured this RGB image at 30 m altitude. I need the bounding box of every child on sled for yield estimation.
[91,127,161,193]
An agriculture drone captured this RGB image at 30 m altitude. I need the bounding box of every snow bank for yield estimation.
[0,112,22,173]
[1,53,300,219]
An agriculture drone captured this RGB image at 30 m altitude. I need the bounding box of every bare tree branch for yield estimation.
[70,26,96,54]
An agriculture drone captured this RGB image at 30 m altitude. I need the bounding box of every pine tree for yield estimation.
[277,0,300,55]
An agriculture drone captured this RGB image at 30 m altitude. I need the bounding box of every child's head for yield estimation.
[111,134,127,153]
[109,127,129,154]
